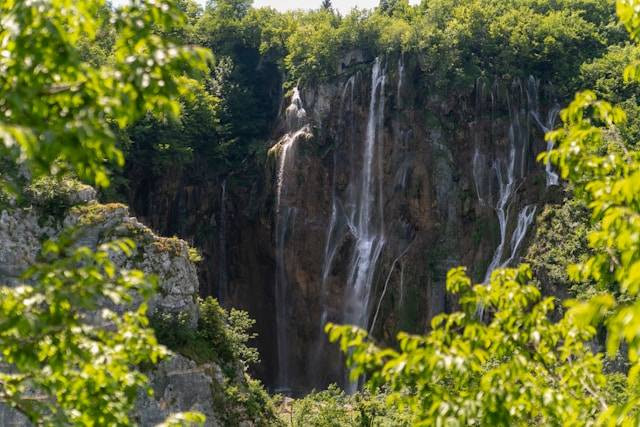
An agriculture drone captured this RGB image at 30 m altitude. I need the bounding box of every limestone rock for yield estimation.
[0,190,214,424]
[134,354,222,427]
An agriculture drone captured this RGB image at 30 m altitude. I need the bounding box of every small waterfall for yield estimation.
[528,76,560,186]
[476,78,543,283]
[218,179,228,303]
[532,107,560,186]
[320,76,356,290]
[472,148,487,205]
[502,204,537,266]
[343,58,386,329]
[483,148,516,282]
[397,54,404,109]
[274,87,309,392]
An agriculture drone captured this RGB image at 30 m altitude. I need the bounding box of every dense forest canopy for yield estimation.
[4,0,640,425]
[113,0,635,188]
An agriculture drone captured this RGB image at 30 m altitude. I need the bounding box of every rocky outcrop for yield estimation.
[0,183,269,425]
[134,355,222,426]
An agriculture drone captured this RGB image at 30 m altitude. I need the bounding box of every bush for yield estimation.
[286,384,410,426]
[151,297,259,374]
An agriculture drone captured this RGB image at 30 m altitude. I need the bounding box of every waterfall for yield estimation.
[527,76,560,186]
[218,179,228,304]
[316,60,387,392]
[397,54,404,109]
[274,87,309,392]
[477,78,543,283]
[502,204,537,266]
[483,148,516,282]
[321,76,356,289]
[532,107,560,186]
[472,148,487,205]
[343,58,386,329]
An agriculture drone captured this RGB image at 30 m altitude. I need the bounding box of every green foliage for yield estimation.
[524,196,595,300]
[0,232,164,425]
[328,265,608,426]
[540,2,640,419]
[286,384,410,427]
[151,297,259,373]
[0,0,211,188]
[0,0,210,424]
[580,44,640,145]
[277,0,619,90]
[221,376,282,426]
[125,77,221,174]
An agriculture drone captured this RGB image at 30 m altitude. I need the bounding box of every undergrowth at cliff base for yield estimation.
[277,384,411,427]
[151,297,259,375]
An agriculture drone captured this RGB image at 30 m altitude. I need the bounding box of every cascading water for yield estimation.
[483,148,516,282]
[472,148,487,205]
[315,59,387,392]
[502,204,537,266]
[274,88,309,392]
[475,78,544,283]
[343,58,386,329]
[397,55,404,109]
[532,107,560,186]
[529,77,560,187]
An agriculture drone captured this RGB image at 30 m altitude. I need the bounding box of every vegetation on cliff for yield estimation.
[0,0,209,424]
[100,0,629,196]
[326,0,640,425]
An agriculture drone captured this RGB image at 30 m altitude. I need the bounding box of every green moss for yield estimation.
[188,247,203,263]
[70,202,126,226]
[524,196,595,299]
[151,236,185,257]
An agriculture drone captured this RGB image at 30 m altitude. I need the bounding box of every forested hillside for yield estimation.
[3,0,640,425]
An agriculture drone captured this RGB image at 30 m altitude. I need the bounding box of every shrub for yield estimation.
[151,297,259,374]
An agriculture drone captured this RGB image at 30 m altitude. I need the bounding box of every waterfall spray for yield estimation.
[343,58,386,329]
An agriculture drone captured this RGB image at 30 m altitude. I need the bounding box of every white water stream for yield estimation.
[342,58,386,328]
[274,88,309,391]
[476,78,546,283]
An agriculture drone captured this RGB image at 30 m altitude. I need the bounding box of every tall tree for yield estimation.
[206,0,252,20]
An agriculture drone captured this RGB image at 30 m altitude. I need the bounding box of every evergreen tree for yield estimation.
[321,0,333,10]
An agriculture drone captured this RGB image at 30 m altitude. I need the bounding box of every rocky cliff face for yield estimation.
[123,53,562,394]
[267,55,561,393]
